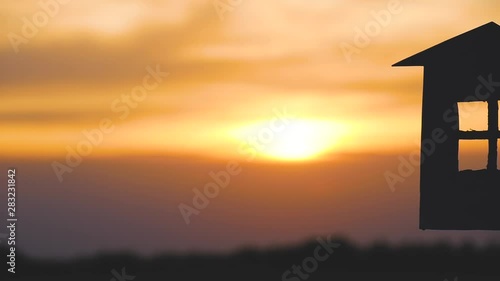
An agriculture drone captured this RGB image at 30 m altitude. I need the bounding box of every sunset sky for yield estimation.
[2,0,500,258]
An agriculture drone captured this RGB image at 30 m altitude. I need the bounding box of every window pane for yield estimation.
[457,101,488,131]
[459,140,488,171]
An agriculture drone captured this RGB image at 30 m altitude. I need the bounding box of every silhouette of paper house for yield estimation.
[393,22,500,230]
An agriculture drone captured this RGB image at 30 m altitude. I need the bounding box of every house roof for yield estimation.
[393,22,500,67]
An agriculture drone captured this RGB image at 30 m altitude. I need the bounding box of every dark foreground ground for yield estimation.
[2,237,500,280]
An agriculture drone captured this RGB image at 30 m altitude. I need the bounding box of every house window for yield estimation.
[457,100,500,171]
[459,140,487,171]
[457,101,488,131]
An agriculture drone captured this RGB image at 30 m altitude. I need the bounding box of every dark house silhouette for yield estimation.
[393,22,500,230]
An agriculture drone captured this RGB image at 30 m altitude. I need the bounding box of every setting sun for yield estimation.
[233,119,348,161]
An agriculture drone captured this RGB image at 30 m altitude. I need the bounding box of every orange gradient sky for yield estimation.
[3,0,500,258]
[2,0,499,162]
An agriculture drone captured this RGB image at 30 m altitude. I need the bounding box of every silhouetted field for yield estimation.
[2,237,500,280]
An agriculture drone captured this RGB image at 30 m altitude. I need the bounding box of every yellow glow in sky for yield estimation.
[233,119,348,161]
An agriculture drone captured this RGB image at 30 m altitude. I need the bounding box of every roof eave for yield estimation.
[392,57,424,67]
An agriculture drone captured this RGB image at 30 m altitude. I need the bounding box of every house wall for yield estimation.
[419,65,460,229]
[420,63,500,230]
